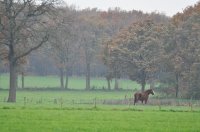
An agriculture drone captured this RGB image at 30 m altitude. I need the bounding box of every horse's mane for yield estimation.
[145,89,152,93]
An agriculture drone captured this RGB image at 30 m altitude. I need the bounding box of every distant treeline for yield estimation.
[0,0,200,102]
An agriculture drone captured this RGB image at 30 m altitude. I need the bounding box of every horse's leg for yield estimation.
[134,94,138,105]
[145,97,149,104]
[145,98,148,104]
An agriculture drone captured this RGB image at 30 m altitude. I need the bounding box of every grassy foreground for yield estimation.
[0,90,200,132]
[0,108,199,132]
[0,75,199,132]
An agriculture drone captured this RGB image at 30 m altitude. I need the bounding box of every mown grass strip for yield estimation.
[0,109,199,132]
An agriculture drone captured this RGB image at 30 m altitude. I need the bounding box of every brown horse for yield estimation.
[134,89,154,105]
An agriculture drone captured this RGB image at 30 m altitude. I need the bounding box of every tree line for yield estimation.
[0,0,199,102]
[103,2,200,99]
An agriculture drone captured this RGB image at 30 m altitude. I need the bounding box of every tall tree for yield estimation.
[0,0,59,102]
[165,2,200,97]
[49,7,78,89]
[78,10,101,90]
[102,39,114,90]
[108,20,166,91]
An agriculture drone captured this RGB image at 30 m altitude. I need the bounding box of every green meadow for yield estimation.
[0,90,200,132]
[0,74,141,90]
[0,108,200,132]
[0,74,200,132]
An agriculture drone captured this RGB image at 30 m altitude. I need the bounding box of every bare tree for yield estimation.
[0,0,59,102]
[79,22,98,90]
[48,7,78,89]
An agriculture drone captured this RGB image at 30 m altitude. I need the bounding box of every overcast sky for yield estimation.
[64,0,199,16]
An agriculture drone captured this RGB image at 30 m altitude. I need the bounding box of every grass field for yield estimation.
[0,74,141,90]
[0,107,200,132]
[0,90,200,132]
[0,74,200,132]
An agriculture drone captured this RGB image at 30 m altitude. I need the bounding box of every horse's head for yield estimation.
[148,89,155,95]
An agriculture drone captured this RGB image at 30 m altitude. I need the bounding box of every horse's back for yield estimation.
[134,92,142,98]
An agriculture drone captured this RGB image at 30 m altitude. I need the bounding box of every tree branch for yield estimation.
[15,33,49,62]
[13,0,29,18]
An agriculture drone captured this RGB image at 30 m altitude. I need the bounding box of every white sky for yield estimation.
[64,0,199,16]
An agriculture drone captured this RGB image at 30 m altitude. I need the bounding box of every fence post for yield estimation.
[128,98,131,109]
[158,100,161,111]
[40,97,43,104]
[24,97,26,107]
[189,97,193,111]
[60,98,63,109]
[54,98,57,104]
[189,100,193,111]
[72,99,74,108]
[94,97,97,108]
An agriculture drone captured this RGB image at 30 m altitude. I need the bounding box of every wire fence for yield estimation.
[1,96,200,111]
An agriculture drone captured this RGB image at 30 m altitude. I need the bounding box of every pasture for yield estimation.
[0,75,200,132]
[0,90,200,132]
[0,74,141,90]
[0,108,200,132]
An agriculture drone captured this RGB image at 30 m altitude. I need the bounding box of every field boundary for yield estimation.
[1,97,200,111]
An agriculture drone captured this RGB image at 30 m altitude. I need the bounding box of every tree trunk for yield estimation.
[175,73,179,98]
[65,69,69,89]
[114,77,119,90]
[107,78,111,90]
[141,81,146,92]
[86,62,90,90]
[21,72,24,89]
[141,69,146,92]
[7,62,17,102]
[59,68,64,89]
